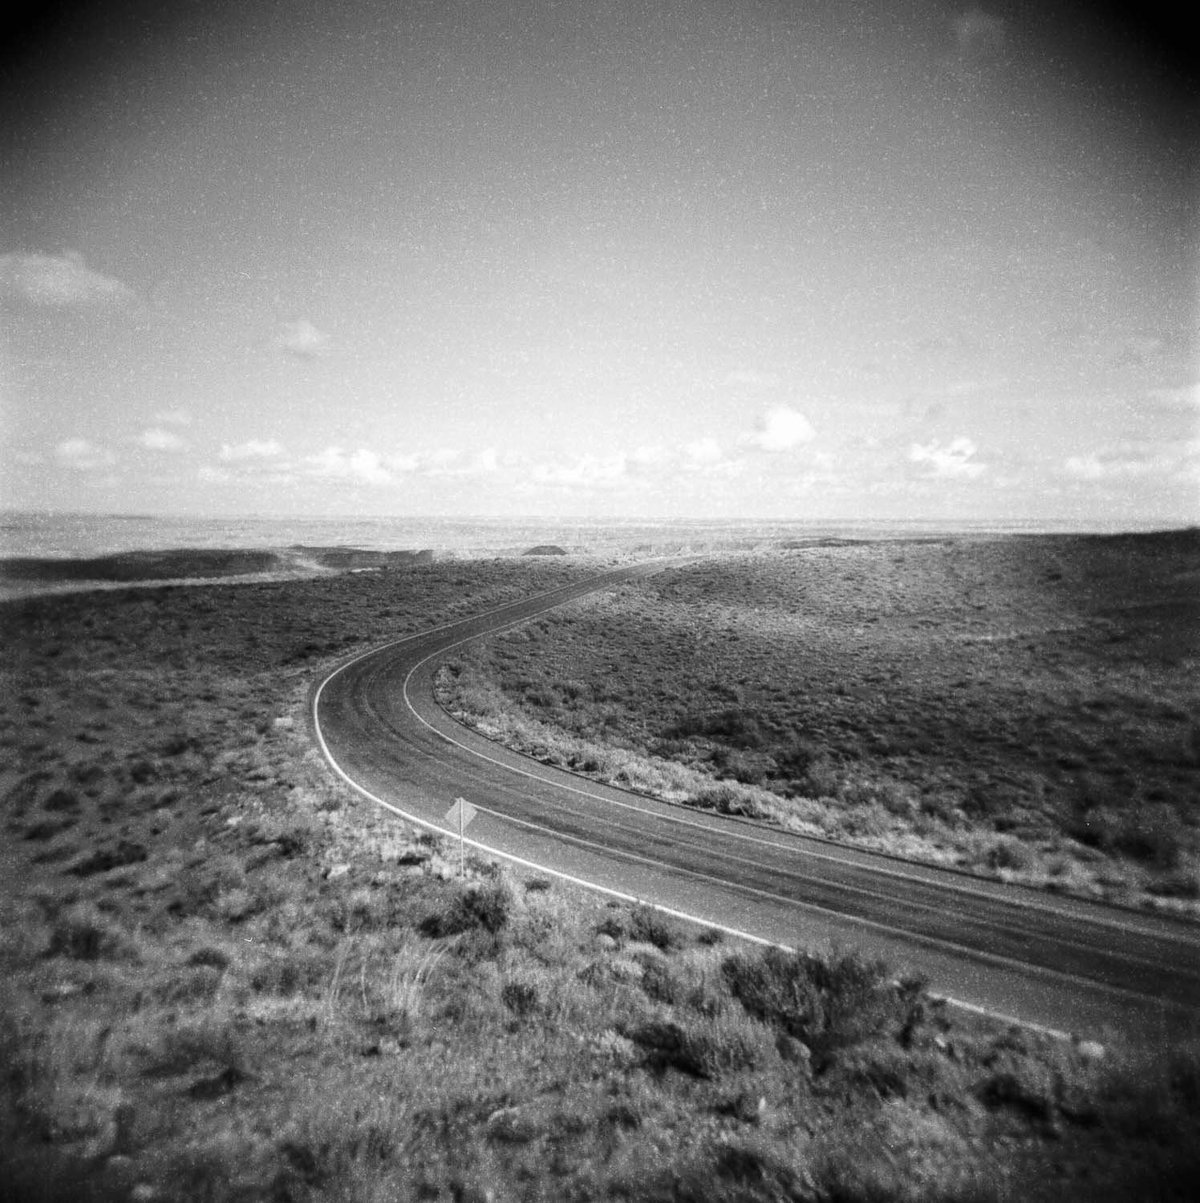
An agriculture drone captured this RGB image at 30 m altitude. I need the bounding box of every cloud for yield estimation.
[0,251,135,308]
[531,454,628,489]
[219,439,286,462]
[275,319,330,358]
[628,445,672,472]
[685,437,724,467]
[909,436,986,479]
[55,437,116,470]
[138,428,186,452]
[949,9,1007,77]
[400,448,501,477]
[744,406,816,453]
[305,447,392,485]
[1062,440,1199,484]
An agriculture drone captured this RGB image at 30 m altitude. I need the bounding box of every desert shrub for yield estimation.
[595,913,626,942]
[1068,804,1121,851]
[68,840,148,877]
[626,1012,770,1078]
[1115,803,1187,869]
[712,748,772,786]
[419,881,512,938]
[627,904,683,952]
[68,761,105,786]
[984,835,1035,872]
[1097,1039,1200,1143]
[160,731,202,756]
[774,734,821,779]
[690,781,770,819]
[500,980,539,1017]
[251,955,307,997]
[42,787,80,812]
[23,818,75,841]
[668,707,767,750]
[961,782,1029,825]
[142,1016,246,1078]
[46,903,135,962]
[722,946,921,1070]
[638,957,684,1005]
[1147,867,1200,898]
[127,758,157,784]
[187,947,230,969]
[798,755,841,799]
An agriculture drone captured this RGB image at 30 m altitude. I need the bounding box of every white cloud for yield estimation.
[139,428,185,452]
[909,436,986,479]
[0,251,135,308]
[1062,440,1199,484]
[744,406,816,453]
[685,437,724,466]
[472,447,499,474]
[219,439,286,462]
[629,445,671,470]
[532,454,628,489]
[275,319,330,358]
[1062,455,1108,481]
[305,447,392,485]
[55,437,116,470]
[408,448,501,477]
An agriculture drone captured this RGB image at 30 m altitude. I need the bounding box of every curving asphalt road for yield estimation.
[311,563,1200,1045]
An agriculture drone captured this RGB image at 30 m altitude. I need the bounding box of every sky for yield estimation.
[1,0,1196,525]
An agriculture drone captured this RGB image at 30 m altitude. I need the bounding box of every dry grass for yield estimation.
[2,548,1197,1200]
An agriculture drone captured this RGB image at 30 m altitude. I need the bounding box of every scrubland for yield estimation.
[437,533,1200,914]
[2,548,1198,1201]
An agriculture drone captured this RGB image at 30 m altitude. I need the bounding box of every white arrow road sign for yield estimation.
[445,797,478,877]
[445,797,478,830]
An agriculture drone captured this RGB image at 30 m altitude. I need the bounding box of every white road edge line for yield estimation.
[311,572,1083,1044]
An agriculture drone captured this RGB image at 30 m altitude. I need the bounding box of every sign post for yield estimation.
[444,797,478,878]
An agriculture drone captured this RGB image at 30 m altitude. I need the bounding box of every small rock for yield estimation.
[730,1092,766,1123]
[1075,1040,1106,1063]
[326,863,351,881]
[594,933,618,951]
[273,716,295,730]
[776,1033,812,1072]
[452,1184,496,1203]
[485,1106,540,1143]
[131,1184,160,1202]
[42,981,84,1003]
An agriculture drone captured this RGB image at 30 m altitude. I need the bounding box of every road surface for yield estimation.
[311,563,1200,1044]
